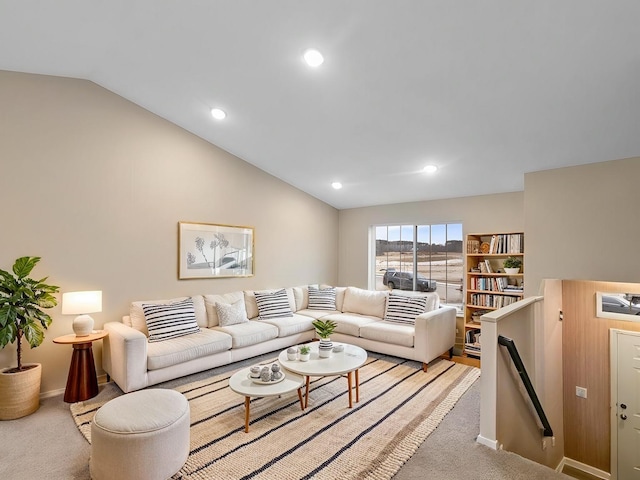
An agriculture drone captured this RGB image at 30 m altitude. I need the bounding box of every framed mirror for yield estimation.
[596,292,640,321]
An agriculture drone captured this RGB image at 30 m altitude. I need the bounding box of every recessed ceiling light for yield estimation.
[211,108,226,120]
[331,182,343,190]
[423,165,438,173]
[303,49,324,67]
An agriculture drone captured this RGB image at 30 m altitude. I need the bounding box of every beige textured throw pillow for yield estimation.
[216,299,249,327]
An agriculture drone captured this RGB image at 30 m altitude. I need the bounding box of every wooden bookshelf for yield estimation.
[464,232,524,359]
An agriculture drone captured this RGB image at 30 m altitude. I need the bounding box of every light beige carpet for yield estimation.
[71,358,479,480]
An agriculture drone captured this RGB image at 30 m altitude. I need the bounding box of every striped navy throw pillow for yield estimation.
[143,298,200,342]
[308,286,336,310]
[384,294,428,325]
[254,289,293,320]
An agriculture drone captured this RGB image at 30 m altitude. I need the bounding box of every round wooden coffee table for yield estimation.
[228,365,305,433]
[278,343,367,409]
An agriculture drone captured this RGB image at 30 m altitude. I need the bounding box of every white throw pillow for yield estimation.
[204,291,245,327]
[216,299,249,327]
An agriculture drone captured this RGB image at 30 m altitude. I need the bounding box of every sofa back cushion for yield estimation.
[204,291,245,327]
[342,287,388,318]
[129,295,207,336]
[244,288,296,319]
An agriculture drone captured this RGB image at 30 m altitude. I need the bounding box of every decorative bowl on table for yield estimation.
[248,363,284,384]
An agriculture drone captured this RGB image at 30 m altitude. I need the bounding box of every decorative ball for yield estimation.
[261,369,271,382]
[271,371,283,381]
[271,363,280,372]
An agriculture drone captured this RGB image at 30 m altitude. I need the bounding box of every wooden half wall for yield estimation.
[562,280,640,473]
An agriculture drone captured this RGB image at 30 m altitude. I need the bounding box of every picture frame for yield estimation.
[178,222,254,279]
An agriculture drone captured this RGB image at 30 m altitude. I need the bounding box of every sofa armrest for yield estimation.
[103,321,149,393]
[414,306,457,366]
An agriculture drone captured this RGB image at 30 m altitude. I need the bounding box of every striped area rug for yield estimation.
[71,358,479,479]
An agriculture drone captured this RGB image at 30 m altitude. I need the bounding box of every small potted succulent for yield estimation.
[503,257,522,274]
[299,345,311,362]
[312,319,337,358]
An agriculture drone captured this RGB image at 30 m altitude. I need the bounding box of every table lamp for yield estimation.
[62,290,102,336]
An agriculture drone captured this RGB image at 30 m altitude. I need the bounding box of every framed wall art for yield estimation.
[178,222,254,279]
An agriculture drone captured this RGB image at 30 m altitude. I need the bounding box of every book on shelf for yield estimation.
[484,259,493,273]
[485,233,524,254]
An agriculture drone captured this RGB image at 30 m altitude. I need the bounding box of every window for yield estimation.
[372,223,463,308]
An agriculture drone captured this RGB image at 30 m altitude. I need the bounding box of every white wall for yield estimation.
[524,157,640,291]
[0,71,339,394]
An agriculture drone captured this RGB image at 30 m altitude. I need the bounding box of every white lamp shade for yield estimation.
[62,291,102,336]
[62,291,102,315]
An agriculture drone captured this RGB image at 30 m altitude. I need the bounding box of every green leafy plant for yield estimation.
[0,257,59,373]
[299,345,311,355]
[312,319,337,339]
[503,257,522,269]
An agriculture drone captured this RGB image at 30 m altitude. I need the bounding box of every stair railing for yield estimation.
[497,334,553,438]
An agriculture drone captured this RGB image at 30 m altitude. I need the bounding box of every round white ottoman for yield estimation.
[90,389,190,480]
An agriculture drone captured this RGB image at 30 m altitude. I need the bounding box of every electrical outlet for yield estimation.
[576,386,587,399]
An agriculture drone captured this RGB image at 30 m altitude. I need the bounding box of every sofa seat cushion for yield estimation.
[359,321,415,348]
[320,312,381,337]
[214,321,279,348]
[147,328,232,370]
[257,313,315,337]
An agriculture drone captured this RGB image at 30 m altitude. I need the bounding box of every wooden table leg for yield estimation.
[297,388,304,410]
[64,342,98,403]
[355,368,360,403]
[304,376,310,408]
[347,371,353,408]
[244,396,251,433]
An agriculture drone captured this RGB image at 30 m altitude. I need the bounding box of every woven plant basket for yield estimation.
[0,363,42,420]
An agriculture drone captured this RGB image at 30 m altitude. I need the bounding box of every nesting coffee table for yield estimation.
[228,366,305,433]
[278,343,367,409]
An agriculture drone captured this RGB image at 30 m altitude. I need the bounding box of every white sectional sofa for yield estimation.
[103,286,456,393]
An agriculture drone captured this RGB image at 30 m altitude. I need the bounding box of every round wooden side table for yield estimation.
[53,330,108,403]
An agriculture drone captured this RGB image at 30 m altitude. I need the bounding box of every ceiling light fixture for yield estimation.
[331,182,343,190]
[210,108,226,120]
[303,49,324,67]
[423,165,438,174]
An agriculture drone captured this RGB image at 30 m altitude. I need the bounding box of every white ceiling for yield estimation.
[1,1,639,209]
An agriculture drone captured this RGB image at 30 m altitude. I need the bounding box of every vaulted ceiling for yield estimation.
[1,1,639,209]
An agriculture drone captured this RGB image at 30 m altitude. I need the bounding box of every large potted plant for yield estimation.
[0,256,59,419]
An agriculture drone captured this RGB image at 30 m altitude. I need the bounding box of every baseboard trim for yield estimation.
[560,457,610,479]
[40,374,110,400]
[476,434,499,450]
